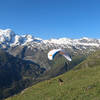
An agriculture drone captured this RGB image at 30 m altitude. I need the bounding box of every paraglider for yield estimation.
[48,49,72,61]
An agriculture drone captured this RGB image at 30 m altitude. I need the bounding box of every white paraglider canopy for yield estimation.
[48,49,72,61]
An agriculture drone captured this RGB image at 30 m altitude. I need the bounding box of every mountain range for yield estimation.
[0,29,100,69]
[0,29,100,99]
[6,48,100,100]
[0,29,100,51]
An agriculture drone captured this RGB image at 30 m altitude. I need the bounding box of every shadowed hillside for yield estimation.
[0,50,45,100]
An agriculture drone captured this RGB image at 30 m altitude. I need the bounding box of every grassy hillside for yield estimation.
[6,50,100,100]
[0,49,85,100]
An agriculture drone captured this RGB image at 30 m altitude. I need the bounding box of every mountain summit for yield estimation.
[0,29,100,51]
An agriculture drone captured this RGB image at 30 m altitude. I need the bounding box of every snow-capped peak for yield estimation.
[0,29,100,51]
[0,29,15,36]
[81,37,89,40]
[0,29,15,42]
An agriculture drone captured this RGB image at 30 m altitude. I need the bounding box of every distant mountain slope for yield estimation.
[0,48,85,100]
[0,29,100,70]
[6,50,100,100]
[0,50,45,100]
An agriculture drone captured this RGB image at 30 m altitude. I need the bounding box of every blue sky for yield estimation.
[0,0,100,39]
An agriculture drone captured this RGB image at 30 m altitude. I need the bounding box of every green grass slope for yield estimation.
[6,51,100,100]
